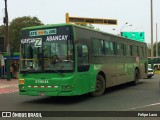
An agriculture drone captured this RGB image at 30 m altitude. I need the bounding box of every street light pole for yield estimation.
[119,22,128,33]
[4,0,11,80]
[150,0,154,69]
[120,24,132,36]
[112,22,132,36]
[156,23,158,57]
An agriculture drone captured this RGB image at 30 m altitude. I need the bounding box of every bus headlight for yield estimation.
[61,85,73,91]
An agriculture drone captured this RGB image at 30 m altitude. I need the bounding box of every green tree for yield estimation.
[9,16,43,51]
[0,25,5,37]
[75,23,100,30]
[75,23,93,29]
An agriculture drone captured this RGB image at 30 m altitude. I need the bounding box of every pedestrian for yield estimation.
[52,55,58,64]
[10,65,13,78]
[12,62,18,79]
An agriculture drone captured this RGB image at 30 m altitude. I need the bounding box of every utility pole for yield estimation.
[4,0,11,80]
[150,0,154,69]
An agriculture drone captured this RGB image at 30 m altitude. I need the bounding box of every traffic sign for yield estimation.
[121,32,145,42]
[66,13,117,25]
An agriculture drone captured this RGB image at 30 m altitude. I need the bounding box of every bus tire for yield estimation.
[91,75,105,97]
[133,69,139,85]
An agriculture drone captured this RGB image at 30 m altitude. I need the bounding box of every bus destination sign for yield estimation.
[30,29,57,37]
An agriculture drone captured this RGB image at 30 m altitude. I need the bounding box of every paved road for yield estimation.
[0,75,160,120]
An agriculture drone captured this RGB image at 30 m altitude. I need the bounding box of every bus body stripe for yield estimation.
[27,86,58,88]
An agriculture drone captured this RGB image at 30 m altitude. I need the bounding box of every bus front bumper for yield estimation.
[19,84,77,96]
[19,90,76,96]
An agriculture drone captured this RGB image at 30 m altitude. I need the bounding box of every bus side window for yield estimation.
[129,45,133,56]
[104,41,109,54]
[92,38,104,55]
[109,41,115,55]
[139,46,143,57]
[136,46,139,56]
[123,44,127,55]
[116,43,124,55]
[77,44,90,72]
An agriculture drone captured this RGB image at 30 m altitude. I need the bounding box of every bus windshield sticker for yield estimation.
[35,38,42,47]
[94,65,102,70]
[21,38,35,44]
[46,35,68,41]
[30,29,57,37]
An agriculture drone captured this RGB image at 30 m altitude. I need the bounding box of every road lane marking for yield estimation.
[125,103,160,110]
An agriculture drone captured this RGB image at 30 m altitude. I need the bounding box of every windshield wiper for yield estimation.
[22,69,37,76]
[23,70,30,76]
[22,69,65,76]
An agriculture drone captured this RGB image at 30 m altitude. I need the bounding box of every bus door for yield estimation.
[77,44,90,94]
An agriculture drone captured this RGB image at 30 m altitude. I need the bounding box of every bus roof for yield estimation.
[21,23,146,44]
[21,23,69,30]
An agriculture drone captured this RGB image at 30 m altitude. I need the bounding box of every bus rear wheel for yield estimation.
[91,75,105,97]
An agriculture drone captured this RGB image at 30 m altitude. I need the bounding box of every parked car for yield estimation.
[147,68,154,78]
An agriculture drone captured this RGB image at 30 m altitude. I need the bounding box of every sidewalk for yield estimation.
[0,78,18,84]
[0,79,18,94]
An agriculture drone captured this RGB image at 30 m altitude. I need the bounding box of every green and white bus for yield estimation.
[148,57,160,70]
[19,23,148,97]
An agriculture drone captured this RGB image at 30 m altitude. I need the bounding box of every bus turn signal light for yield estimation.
[19,79,24,84]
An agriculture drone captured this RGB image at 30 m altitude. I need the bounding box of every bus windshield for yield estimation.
[20,36,74,73]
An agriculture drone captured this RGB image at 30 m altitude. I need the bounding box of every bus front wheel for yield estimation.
[91,75,105,97]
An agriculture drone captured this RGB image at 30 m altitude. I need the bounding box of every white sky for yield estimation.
[0,0,160,43]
